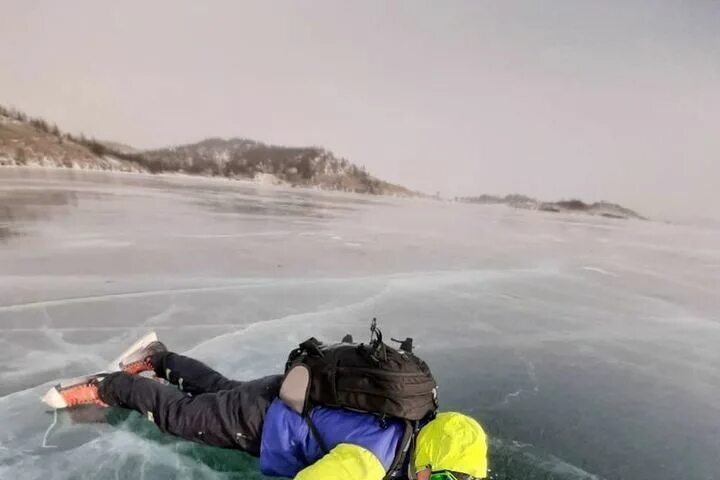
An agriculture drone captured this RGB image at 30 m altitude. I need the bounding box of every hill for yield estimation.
[0,105,416,197]
[140,138,414,195]
[457,194,646,220]
[0,106,144,172]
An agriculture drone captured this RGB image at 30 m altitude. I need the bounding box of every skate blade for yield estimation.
[42,387,68,409]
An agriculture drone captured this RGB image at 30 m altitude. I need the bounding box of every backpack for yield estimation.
[278,320,438,478]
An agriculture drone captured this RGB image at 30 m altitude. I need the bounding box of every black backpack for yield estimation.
[278,320,438,477]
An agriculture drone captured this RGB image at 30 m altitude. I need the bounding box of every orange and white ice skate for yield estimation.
[42,374,108,409]
[42,331,164,409]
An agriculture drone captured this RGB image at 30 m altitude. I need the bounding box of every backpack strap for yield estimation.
[304,414,330,455]
[383,420,415,480]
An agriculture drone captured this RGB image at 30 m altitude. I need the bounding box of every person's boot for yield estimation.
[119,340,167,375]
[43,374,109,409]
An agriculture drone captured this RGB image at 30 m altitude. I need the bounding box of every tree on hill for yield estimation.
[14,147,27,165]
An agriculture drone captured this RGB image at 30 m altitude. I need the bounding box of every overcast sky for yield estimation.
[1,1,718,216]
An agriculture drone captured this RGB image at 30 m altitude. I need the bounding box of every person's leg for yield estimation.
[99,371,282,455]
[150,351,242,395]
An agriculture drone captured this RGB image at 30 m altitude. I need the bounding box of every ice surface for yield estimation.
[1,168,719,479]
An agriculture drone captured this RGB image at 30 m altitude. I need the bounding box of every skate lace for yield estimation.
[63,382,99,407]
[124,358,153,375]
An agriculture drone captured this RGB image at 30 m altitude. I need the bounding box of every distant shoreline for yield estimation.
[456,194,646,221]
[1,165,649,219]
[0,165,423,202]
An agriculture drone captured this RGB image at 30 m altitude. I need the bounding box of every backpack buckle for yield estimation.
[391,337,414,353]
[298,337,324,357]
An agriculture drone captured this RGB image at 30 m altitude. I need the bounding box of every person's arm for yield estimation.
[294,443,386,480]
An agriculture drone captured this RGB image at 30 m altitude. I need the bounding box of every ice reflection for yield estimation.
[0,189,81,242]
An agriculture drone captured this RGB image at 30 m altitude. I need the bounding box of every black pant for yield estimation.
[98,352,282,455]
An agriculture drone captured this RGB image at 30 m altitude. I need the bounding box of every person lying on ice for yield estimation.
[44,329,488,480]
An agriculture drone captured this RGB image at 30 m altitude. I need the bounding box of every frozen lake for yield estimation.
[0,168,718,480]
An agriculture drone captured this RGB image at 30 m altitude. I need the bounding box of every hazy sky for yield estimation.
[1,1,718,216]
